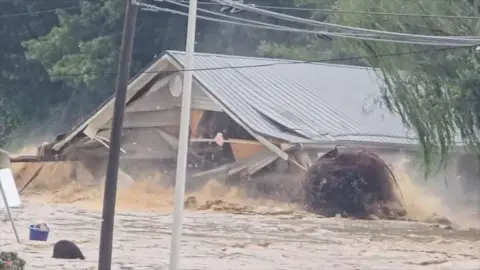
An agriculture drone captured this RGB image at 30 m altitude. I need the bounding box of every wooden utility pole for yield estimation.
[98,0,138,269]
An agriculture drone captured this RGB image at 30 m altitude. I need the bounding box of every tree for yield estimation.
[1,0,386,149]
[331,0,480,171]
[253,0,480,172]
[256,0,339,60]
[0,0,73,146]
[19,0,192,141]
[23,0,126,96]
[21,0,265,113]
[20,0,312,124]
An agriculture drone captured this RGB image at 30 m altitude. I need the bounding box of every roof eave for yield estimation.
[51,53,173,152]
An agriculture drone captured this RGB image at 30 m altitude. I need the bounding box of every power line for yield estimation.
[139,2,478,46]
[1,1,475,21]
[0,0,78,2]
[167,0,383,37]
[0,6,79,19]
[165,0,384,38]
[168,1,480,42]
[48,44,477,78]
[214,0,480,45]
[180,1,480,20]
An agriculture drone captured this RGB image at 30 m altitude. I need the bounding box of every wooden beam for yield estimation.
[18,165,44,194]
[125,79,182,113]
[101,109,181,129]
[228,149,279,176]
[9,155,65,163]
[155,128,203,160]
[190,138,263,145]
[84,72,171,137]
[191,164,231,180]
[52,59,170,151]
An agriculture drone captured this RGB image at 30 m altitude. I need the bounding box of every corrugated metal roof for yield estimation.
[167,51,417,146]
[167,51,416,144]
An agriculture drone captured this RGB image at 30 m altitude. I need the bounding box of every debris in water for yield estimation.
[52,240,85,260]
[197,199,251,213]
[184,196,197,209]
[425,213,452,226]
[256,241,271,248]
[192,198,295,216]
[302,148,405,219]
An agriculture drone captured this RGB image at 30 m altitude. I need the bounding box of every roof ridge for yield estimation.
[165,50,377,71]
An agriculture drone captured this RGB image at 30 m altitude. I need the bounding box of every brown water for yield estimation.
[1,199,479,270]
[2,159,479,269]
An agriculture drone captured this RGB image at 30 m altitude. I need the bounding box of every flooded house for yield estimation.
[10,51,477,199]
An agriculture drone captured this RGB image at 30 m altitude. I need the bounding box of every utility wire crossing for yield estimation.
[1,0,480,20]
[0,6,79,19]
[159,1,480,46]
[139,0,480,47]
[211,0,480,45]
[47,44,479,78]
[182,1,480,20]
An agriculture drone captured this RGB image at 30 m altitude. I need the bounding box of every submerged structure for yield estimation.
[13,51,476,206]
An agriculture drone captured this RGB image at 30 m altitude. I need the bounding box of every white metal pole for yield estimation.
[168,0,198,268]
[0,176,20,243]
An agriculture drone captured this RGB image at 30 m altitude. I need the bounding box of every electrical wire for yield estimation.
[0,0,476,47]
[0,0,78,2]
[3,1,475,21]
[139,2,478,46]
[0,6,79,19]
[47,44,478,78]
[165,0,381,37]
[213,0,480,44]
[179,1,480,20]
[0,1,474,74]
[167,0,432,40]
[166,1,480,40]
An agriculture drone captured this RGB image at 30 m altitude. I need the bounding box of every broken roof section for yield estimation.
[52,50,419,152]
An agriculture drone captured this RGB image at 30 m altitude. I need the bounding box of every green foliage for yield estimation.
[3,0,477,176]
[254,0,480,173]
[23,0,124,90]
[258,37,332,60]
[0,0,74,146]
[331,0,480,173]
[0,0,276,147]
[256,0,338,60]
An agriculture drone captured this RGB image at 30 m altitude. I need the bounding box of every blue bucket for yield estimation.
[29,224,50,241]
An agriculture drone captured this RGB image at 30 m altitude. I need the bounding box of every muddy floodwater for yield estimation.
[1,199,479,270]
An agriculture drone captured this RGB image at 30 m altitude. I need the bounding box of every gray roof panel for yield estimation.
[167,51,417,146]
